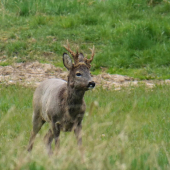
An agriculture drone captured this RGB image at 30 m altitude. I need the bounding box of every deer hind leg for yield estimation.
[27,114,45,152]
[51,120,60,153]
[44,129,54,155]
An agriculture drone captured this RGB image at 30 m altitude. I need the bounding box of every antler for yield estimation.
[63,41,95,68]
[63,40,79,65]
[85,45,95,68]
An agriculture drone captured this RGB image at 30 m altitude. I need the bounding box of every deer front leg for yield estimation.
[51,120,60,153]
[74,122,85,162]
[74,122,82,146]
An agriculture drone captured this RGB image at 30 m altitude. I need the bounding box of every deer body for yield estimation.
[33,78,85,131]
[27,43,95,154]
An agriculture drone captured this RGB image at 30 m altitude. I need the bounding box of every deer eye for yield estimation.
[76,73,82,77]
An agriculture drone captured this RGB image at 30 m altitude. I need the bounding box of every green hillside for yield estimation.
[1,0,170,79]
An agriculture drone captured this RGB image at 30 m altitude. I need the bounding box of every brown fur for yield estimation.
[27,46,95,155]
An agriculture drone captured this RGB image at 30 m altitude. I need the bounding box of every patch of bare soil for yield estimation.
[0,62,170,90]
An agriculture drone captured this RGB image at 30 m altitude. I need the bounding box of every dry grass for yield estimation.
[1,85,170,169]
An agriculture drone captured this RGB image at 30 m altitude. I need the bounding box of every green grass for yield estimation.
[1,84,170,169]
[1,0,170,79]
[1,1,170,169]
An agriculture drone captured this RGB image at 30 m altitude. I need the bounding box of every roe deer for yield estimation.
[27,41,95,155]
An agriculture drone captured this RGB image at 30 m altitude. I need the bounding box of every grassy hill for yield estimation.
[1,0,170,79]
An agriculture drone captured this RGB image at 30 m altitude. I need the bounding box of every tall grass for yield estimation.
[1,84,170,169]
[1,0,170,78]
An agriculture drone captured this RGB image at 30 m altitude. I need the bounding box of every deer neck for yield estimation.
[67,86,85,105]
[67,85,85,117]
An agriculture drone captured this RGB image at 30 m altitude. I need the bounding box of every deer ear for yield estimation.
[63,53,73,70]
[78,53,84,62]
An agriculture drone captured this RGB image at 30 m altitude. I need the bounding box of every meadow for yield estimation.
[1,85,170,170]
[1,0,170,169]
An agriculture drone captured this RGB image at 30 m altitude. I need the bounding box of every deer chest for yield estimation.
[60,113,84,132]
[60,120,75,132]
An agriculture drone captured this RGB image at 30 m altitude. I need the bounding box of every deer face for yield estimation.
[63,53,95,91]
[63,42,95,91]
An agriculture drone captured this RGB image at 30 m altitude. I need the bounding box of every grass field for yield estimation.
[1,84,170,170]
[1,0,170,79]
[1,0,170,170]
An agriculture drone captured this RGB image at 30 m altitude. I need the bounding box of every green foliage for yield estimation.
[21,162,45,170]
[5,41,27,56]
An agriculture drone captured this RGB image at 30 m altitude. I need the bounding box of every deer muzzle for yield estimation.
[87,81,95,90]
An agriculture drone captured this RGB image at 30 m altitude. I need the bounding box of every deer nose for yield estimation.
[88,81,95,89]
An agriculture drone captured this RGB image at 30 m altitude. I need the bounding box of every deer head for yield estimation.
[63,41,95,91]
